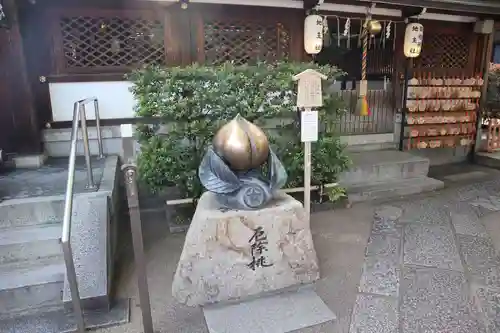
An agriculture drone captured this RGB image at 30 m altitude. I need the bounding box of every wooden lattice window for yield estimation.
[58,14,165,72]
[418,34,469,69]
[203,19,290,65]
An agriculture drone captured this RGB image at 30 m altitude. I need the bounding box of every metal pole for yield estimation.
[79,104,95,189]
[61,102,85,333]
[62,242,86,333]
[122,164,154,333]
[93,99,104,159]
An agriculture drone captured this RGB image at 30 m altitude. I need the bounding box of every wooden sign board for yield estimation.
[293,69,326,108]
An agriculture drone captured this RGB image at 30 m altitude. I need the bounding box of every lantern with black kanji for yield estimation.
[404,22,424,58]
[304,14,324,55]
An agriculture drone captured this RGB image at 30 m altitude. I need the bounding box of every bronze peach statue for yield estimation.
[198,114,287,210]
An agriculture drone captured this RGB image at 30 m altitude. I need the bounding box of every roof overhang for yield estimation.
[147,0,481,22]
[356,0,500,16]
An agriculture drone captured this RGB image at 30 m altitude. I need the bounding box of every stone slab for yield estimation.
[447,201,488,237]
[172,192,320,306]
[371,216,402,238]
[374,206,402,222]
[458,235,500,288]
[470,196,500,213]
[0,224,61,264]
[338,150,430,186]
[359,256,399,297]
[403,224,463,271]
[348,294,398,333]
[61,156,120,310]
[397,197,451,225]
[203,288,335,333]
[481,212,500,255]
[359,235,401,297]
[455,183,491,202]
[63,193,111,309]
[444,171,490,182]
[474,286,500,333]
[346,177,444,204]
[0,298,130,333]
[400,267,485,333]
[0,156,104,201]
[366,234,401,259]
[0,198,65,229]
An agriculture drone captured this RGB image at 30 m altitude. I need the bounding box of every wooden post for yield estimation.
[303,134,312,220]
[293,69,326,222]
[472,32,495,159]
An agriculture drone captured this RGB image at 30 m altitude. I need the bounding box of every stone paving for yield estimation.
[351,179,500,333]
[0,156,104,200]
[97,175,500,333]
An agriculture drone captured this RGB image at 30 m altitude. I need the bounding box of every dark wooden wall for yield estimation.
[0,0,40,154]
[11,0,490,136]
[17,0,305,127]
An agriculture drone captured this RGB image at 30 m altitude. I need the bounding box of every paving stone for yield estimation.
[203,288,336,333]
[371,216,402,237]
[447,201,488,237]
[481,212,500,256]
[470,196,500,214]
[349,294,398,333]
[455,183,491,203]
[397,198,451,225]
[401,267,486,333]
[482,179,500,197]
[444,171,490,182]
[359,256,399,297]
[366,234,401,259]
[374,206,402,221]
[404,224,463,271]
[458,235,500,288]
[474,286,500,333]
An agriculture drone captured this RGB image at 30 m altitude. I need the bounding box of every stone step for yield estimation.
[0,197,65,229]
[347,176,444,203]
[0,257,65,318]
[346,141,397,153]
[0,224,62,264]
[339,150,430,186]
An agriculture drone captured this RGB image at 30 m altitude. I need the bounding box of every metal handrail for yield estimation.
[61,97,104,332]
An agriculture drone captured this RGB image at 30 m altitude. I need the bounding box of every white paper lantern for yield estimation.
[304,14,323,55]
[403,23,424,58]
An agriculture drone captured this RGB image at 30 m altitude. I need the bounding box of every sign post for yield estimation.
[293,69,326,222]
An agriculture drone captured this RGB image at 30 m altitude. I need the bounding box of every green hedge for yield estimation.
[128,61,350,199]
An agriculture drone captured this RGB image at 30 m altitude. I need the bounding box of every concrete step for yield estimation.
[346,141,397,152]
[339,150,430,186]
[347,176,444,203]
[0,257,64,317]
[0,224,62,264]
[0,197,65,229]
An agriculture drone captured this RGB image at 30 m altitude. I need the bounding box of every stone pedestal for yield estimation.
[172,192,320,306]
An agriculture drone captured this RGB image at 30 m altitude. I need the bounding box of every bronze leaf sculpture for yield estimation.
[199,114,287,210]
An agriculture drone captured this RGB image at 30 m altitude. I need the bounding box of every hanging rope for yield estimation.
[362,30,367,82]
[354,22,370,116]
